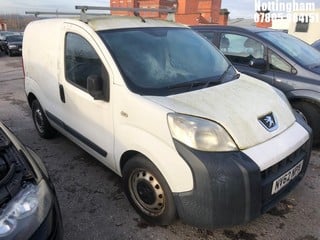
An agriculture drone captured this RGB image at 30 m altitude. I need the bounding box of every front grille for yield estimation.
[260,141,310,212]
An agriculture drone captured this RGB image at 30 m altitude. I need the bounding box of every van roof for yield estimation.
[88,15,185,31]
[32,15,186,32]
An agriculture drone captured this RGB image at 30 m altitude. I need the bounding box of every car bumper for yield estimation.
[172,118,312,229]
[27,150,63,240]
[0,124,63,240]
[8,48,22,55]
[29,192,63,240]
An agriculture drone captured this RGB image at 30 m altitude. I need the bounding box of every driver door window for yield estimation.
[65,33,107,91]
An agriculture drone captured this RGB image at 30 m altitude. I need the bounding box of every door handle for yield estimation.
[59,84,65,103]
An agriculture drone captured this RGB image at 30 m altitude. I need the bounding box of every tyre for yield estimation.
[31,100,56,139]
[123,155,176,225]
[292,101,320,146]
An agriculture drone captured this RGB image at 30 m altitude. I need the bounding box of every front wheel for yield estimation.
[123,155,176,225]
[292,101,320,146]
[31,99,56,139]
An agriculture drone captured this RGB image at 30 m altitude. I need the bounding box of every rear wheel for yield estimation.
[123,155,176,225]
[292,101,320,146]
[31,99,56,139]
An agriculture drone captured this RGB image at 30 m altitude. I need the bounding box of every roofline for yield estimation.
[190,25,277,33]
[26,5,177,23]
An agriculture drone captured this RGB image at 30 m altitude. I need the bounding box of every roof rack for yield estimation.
[25,5,176,23]
[25,11,108,19]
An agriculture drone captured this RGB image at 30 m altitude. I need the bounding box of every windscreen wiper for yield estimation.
[167,80,207,91]
[202,65,235,88]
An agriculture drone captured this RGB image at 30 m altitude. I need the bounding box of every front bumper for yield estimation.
[29,187,63,240]
[0,124,62,240]
[7,48,22,55]
[173,120,312,229]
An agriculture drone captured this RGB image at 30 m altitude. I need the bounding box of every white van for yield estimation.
[23,10,312,229]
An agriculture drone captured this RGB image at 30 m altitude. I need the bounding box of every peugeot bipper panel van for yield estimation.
[23,13,312,229]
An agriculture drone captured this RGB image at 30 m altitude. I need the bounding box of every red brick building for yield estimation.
[255,9,272,28]
[110,0,229,25]
[0,19,7,31]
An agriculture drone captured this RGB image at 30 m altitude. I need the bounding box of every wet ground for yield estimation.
[0,54,319,240]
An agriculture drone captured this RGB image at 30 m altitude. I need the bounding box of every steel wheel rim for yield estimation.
[129,169,165,216]
[34,108,45,133]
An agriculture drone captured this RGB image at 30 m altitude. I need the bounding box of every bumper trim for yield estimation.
[242,122,309,171]
[173,141,261,229]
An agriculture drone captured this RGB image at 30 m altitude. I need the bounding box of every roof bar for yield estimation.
[25,5,176,22]
[75,5,175,13]
[75,5,176,22]
[25,11,107,17]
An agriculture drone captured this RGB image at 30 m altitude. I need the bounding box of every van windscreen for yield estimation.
[98,28,236,96]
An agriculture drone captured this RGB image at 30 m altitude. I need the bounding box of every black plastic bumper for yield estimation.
[30,196,63,240]
[173,122,312,229]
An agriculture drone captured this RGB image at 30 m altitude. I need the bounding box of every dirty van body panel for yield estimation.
[112,84,194,193]
[23,20,62,113]
[146,75,296,150]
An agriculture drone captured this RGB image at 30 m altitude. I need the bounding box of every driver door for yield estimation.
[56,24,115,169]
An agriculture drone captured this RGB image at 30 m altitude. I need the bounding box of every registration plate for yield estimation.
[271,160,304,195]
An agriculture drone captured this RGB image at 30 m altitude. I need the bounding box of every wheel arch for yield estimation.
[119,150,140,174]
[287,90,320,107]
[290,97,320,146]
[27,92,37,107]
[117,144,194,193]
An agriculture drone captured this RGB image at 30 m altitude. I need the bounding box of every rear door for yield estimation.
[55,23,115,169]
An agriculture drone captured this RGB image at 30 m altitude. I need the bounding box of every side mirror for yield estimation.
[87,75,104,100]
[249,58,267,69]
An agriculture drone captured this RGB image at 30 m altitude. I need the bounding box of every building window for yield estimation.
[295,16,309,32]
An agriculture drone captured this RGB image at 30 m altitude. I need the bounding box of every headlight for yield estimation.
[167,113,237,151]
[0,184,38,237]
[0,181,52,239]
[8,45,17,49]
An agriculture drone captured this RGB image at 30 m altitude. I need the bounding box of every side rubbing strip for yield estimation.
[46,111,107,157]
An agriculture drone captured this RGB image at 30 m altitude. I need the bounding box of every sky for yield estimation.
[1,0,320,19]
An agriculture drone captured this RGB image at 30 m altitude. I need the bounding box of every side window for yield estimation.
[198,31,214,42]
[268,50,295,73]
[65,33,107,91]
[220,33,265,65]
